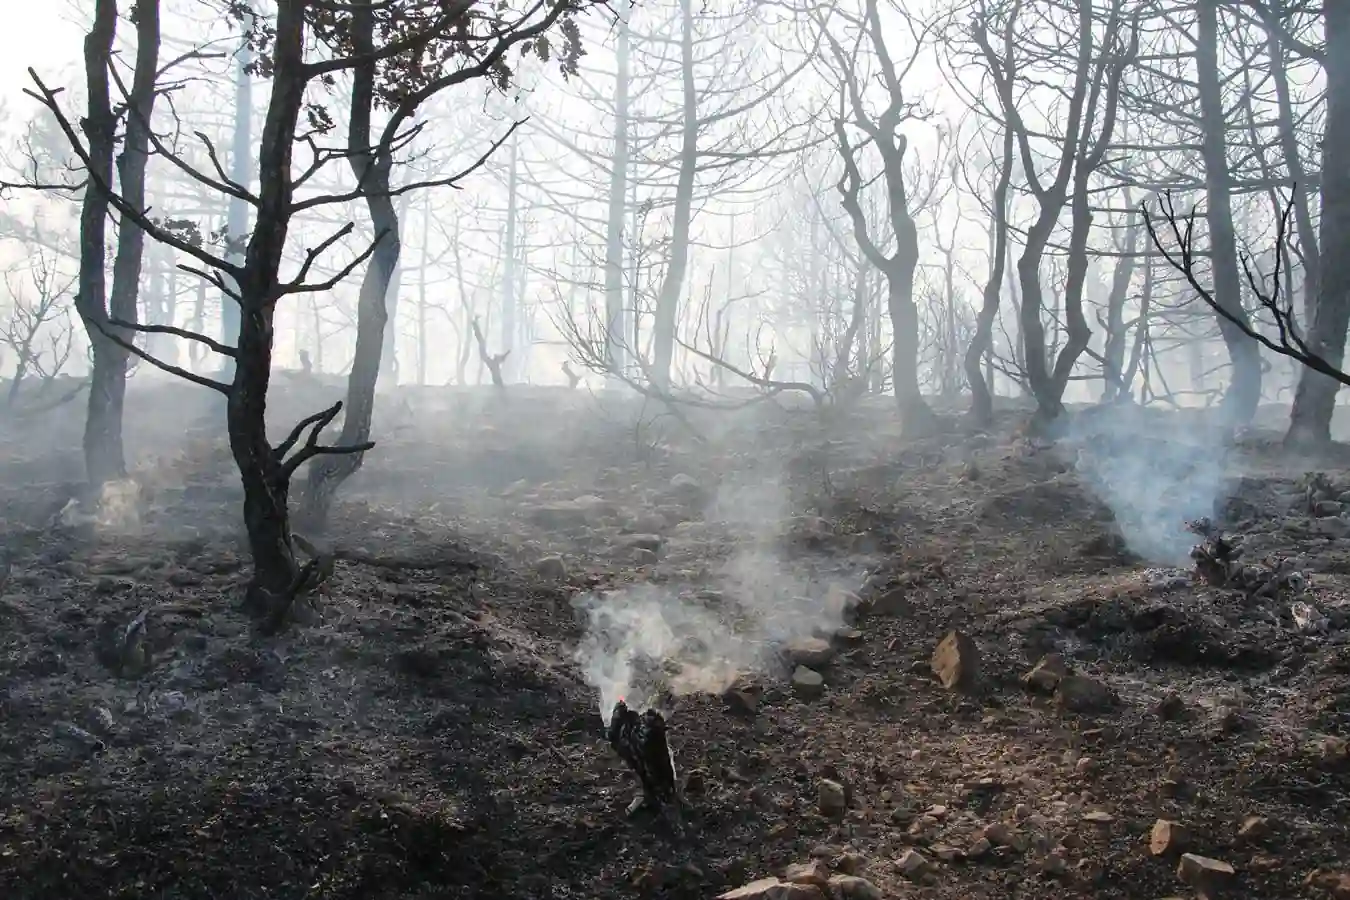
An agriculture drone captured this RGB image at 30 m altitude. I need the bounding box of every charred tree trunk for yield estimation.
[884,253,929,425]
[1196,0,1262,423]
[380,189,410,384]
[230,0,311,609]
[471,317,508,388]
[967,120,1014,426]
[1260,0,1319,326]
[416,190,431,385]
[1121,250,1153,396]
[164,256,180,366]
[1046,145,1099,404]
[222,1,253,379]
[190,275,206,369]
[310,295,325,374]
[603,0,631,378]
[830,0,936,432]
[500,128,520,382]
[97,0,161,476]
[1286,1,1349,445]
[649,0,697,391]
[1099,213,1138,401]
[74,0,120,488]
[976,0,1133,426]
[297,0,397,531]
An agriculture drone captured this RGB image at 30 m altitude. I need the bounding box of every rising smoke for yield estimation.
[572,465,857,723]
[1064,403,1234,564]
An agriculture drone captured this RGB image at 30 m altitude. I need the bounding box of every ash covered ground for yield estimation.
[2,379,1349,900]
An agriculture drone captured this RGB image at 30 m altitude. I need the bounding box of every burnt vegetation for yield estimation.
[0,0,1348,899]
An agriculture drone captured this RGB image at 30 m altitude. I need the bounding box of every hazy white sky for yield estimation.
[0,5,82,109]
[0,1,1322,394]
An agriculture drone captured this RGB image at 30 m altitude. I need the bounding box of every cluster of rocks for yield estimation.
[1147,817,1350,899]
[714,744,1350,900]
[717,852,887,900]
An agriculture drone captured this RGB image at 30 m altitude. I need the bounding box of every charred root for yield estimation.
[245,532,334,633]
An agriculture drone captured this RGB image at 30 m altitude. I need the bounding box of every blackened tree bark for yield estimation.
[966,10,1017,427]
[1196,0,1262,424]
[230,1,317,610]
[95,0,161,484]
[295,0,395,530]
[1258,0,1319,324]
[73,0,118,488]
[824,0,937,432]
[1286,1,1347,444]
[297,0,582,531]
[648,0,698,392]
[966,127,1013,426]
[1099,210,1139,401]
[29,0,597,626]
[975,0,1136,426]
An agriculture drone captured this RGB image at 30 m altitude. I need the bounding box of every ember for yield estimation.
[606,698,681,820]
[1186,517,1306,598]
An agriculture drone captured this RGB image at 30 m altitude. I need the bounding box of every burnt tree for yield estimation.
[24,0,594,626]
[1195,0,1262,423]
[973,0,1138,426]
[964,1,1018,427]
[821,0,939,433]
[1286,1,1345,444]
[295,0,588,531]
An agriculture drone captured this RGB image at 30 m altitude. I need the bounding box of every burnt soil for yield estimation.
[2,380,1349,900]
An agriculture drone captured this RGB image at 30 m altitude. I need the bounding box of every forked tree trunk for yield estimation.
[94,0,161,482]
[1099,215,1138,401]
[230,0,310,607]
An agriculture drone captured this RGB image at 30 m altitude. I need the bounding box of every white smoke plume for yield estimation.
[572,467,857,722]
[1066,405,1233,564]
